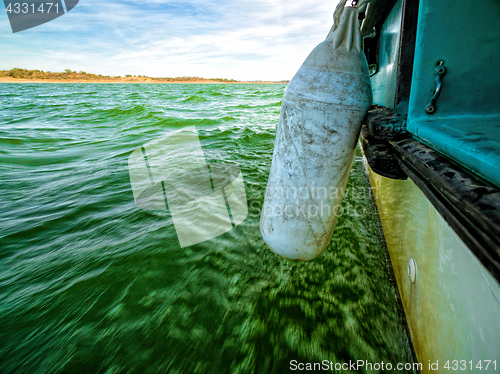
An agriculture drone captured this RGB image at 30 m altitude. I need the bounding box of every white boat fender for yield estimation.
[260,0,373,261]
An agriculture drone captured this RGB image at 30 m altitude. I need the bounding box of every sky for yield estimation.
[0,0,341,81]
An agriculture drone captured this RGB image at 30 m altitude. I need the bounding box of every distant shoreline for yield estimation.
[0,69,288,84]
[0,78,286,84]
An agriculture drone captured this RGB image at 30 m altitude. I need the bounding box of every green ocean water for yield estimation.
[0,83,416,373]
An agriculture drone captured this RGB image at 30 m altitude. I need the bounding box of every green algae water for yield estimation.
[0,83,416,373]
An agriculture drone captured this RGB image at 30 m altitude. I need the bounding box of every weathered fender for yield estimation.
[260,0,372,260]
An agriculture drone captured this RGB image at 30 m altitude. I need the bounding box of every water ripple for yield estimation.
[0,83,416,374]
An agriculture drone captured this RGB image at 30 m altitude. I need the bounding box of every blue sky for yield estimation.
[0,0,339,81]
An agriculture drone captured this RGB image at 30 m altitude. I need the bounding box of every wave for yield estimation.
[182,95,208,103]
[0,82,415,374]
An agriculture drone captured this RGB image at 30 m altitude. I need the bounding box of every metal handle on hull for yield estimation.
[425,60,446,114]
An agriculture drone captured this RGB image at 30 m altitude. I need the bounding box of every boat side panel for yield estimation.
[408,0,500,119]
[370,0,403,109]
[406,0,500,186]
[365,162,500,370]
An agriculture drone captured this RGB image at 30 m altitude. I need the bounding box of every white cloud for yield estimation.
[0,0,340,80]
